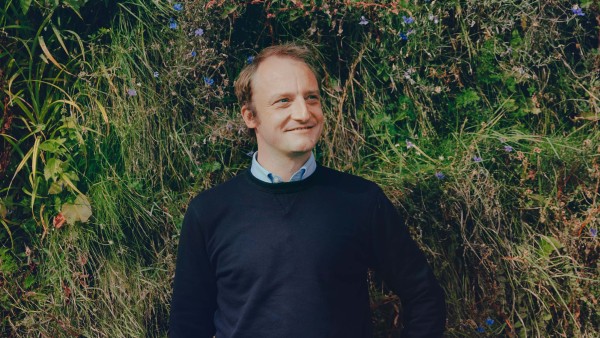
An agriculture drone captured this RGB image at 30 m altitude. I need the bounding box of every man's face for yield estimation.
[242,56,324,162]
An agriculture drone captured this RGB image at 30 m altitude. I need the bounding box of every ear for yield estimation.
[241,104,258,129]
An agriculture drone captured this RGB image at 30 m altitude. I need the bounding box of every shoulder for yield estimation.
[187,170,250,210]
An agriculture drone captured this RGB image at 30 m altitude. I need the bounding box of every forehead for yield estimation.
[251,56,318,89]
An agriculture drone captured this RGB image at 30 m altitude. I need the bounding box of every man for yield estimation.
[170,43,446,337]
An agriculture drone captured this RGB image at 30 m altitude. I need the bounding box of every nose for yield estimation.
[291,97,310,122]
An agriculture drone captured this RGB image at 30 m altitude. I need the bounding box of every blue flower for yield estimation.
[191,50,197,57]
[476,326,485,333]
[435,172,445,180]
[173,3,183,11]
[403,16,414,24]
[486,318,495,325]
[169,18,178,29]
[359,16,369,25]
[127,88,137,96]
[153,71,159,78]
[473,156,483,162]
[195,28,204,36]
[247,55,255,64]
[591,228,598,237]
[399,32,408,40]
[504,145,513,152]
[204,77,214,86]
[571,5,585,16]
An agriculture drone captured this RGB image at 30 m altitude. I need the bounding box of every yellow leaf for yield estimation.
[38,36,66,72]
[61,195,92,225]
[0,200,6,219]
[48,181,63,194]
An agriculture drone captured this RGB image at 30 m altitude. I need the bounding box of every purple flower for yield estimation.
[247,55,255,64]
[406,140,414,149]
[153,71,159,78]
[191,50,197,57]
[486,318,495,326]
[591,228,598,237]
[203,77,214,86]
[428,14,439,24]
[127,88,137,96]
[173,3,183,11]
[403,16,414,24]
[435,172,445,180]
[504,145,513,152]
[195,28,204,36]
[169,18,177,29]
[476,326,485,333]
[571,5,585,16]
[473,156,483,163]
[359,16,369,25]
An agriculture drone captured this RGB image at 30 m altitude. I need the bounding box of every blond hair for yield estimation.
[234,43,322,110]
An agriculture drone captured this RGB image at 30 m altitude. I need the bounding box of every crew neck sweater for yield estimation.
[170,166,446,338]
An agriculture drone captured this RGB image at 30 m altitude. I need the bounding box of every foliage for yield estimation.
[1,0,599,337]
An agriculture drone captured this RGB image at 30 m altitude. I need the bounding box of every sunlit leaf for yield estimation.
[39,138,66,153]
[0,201,6,219]
[23,275,36,289]
[48,181,64,194]
[60,172,82,195]
[20,0,33,14]
[44,157,64,181]
[61,195,92,225]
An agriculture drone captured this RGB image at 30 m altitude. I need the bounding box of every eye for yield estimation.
[307,94,320,102]
[276,98,290,104]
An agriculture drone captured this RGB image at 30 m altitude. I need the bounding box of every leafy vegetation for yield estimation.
[1,0,598,337]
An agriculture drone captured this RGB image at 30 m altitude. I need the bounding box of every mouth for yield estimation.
[287,126,314,132]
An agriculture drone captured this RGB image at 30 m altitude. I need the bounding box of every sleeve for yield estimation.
[369,187,446,338]
[169,198,217,338]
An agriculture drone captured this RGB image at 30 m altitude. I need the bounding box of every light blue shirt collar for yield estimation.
[250,152,316,183]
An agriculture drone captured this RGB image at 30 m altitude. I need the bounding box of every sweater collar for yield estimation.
[245,164,321,193]
[250,152,317,183]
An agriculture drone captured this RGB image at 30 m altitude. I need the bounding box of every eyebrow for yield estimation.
[268,90,320,103]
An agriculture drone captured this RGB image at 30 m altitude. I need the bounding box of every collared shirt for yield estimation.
[250,151,317,183]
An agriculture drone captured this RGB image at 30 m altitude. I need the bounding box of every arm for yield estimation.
[369,188,446,338]
[169,198,217,338]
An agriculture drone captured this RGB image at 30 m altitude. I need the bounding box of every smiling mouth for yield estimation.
[288,126,313,131]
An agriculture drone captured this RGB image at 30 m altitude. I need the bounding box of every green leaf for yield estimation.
[23,275,36,289]
[44,158,64,181]
[0,249,18,274]
[538,236,563,258]
[39,138,66,153]
[61,194,92,225]
[221,4,239,19]
[20,0,33,14]
[202,161,221,172]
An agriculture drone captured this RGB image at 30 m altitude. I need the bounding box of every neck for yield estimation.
[255,151,311,181]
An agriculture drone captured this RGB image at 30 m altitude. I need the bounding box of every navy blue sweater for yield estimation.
[170,166,445,337]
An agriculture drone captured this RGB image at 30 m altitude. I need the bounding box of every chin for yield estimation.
[289,145,315,156]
